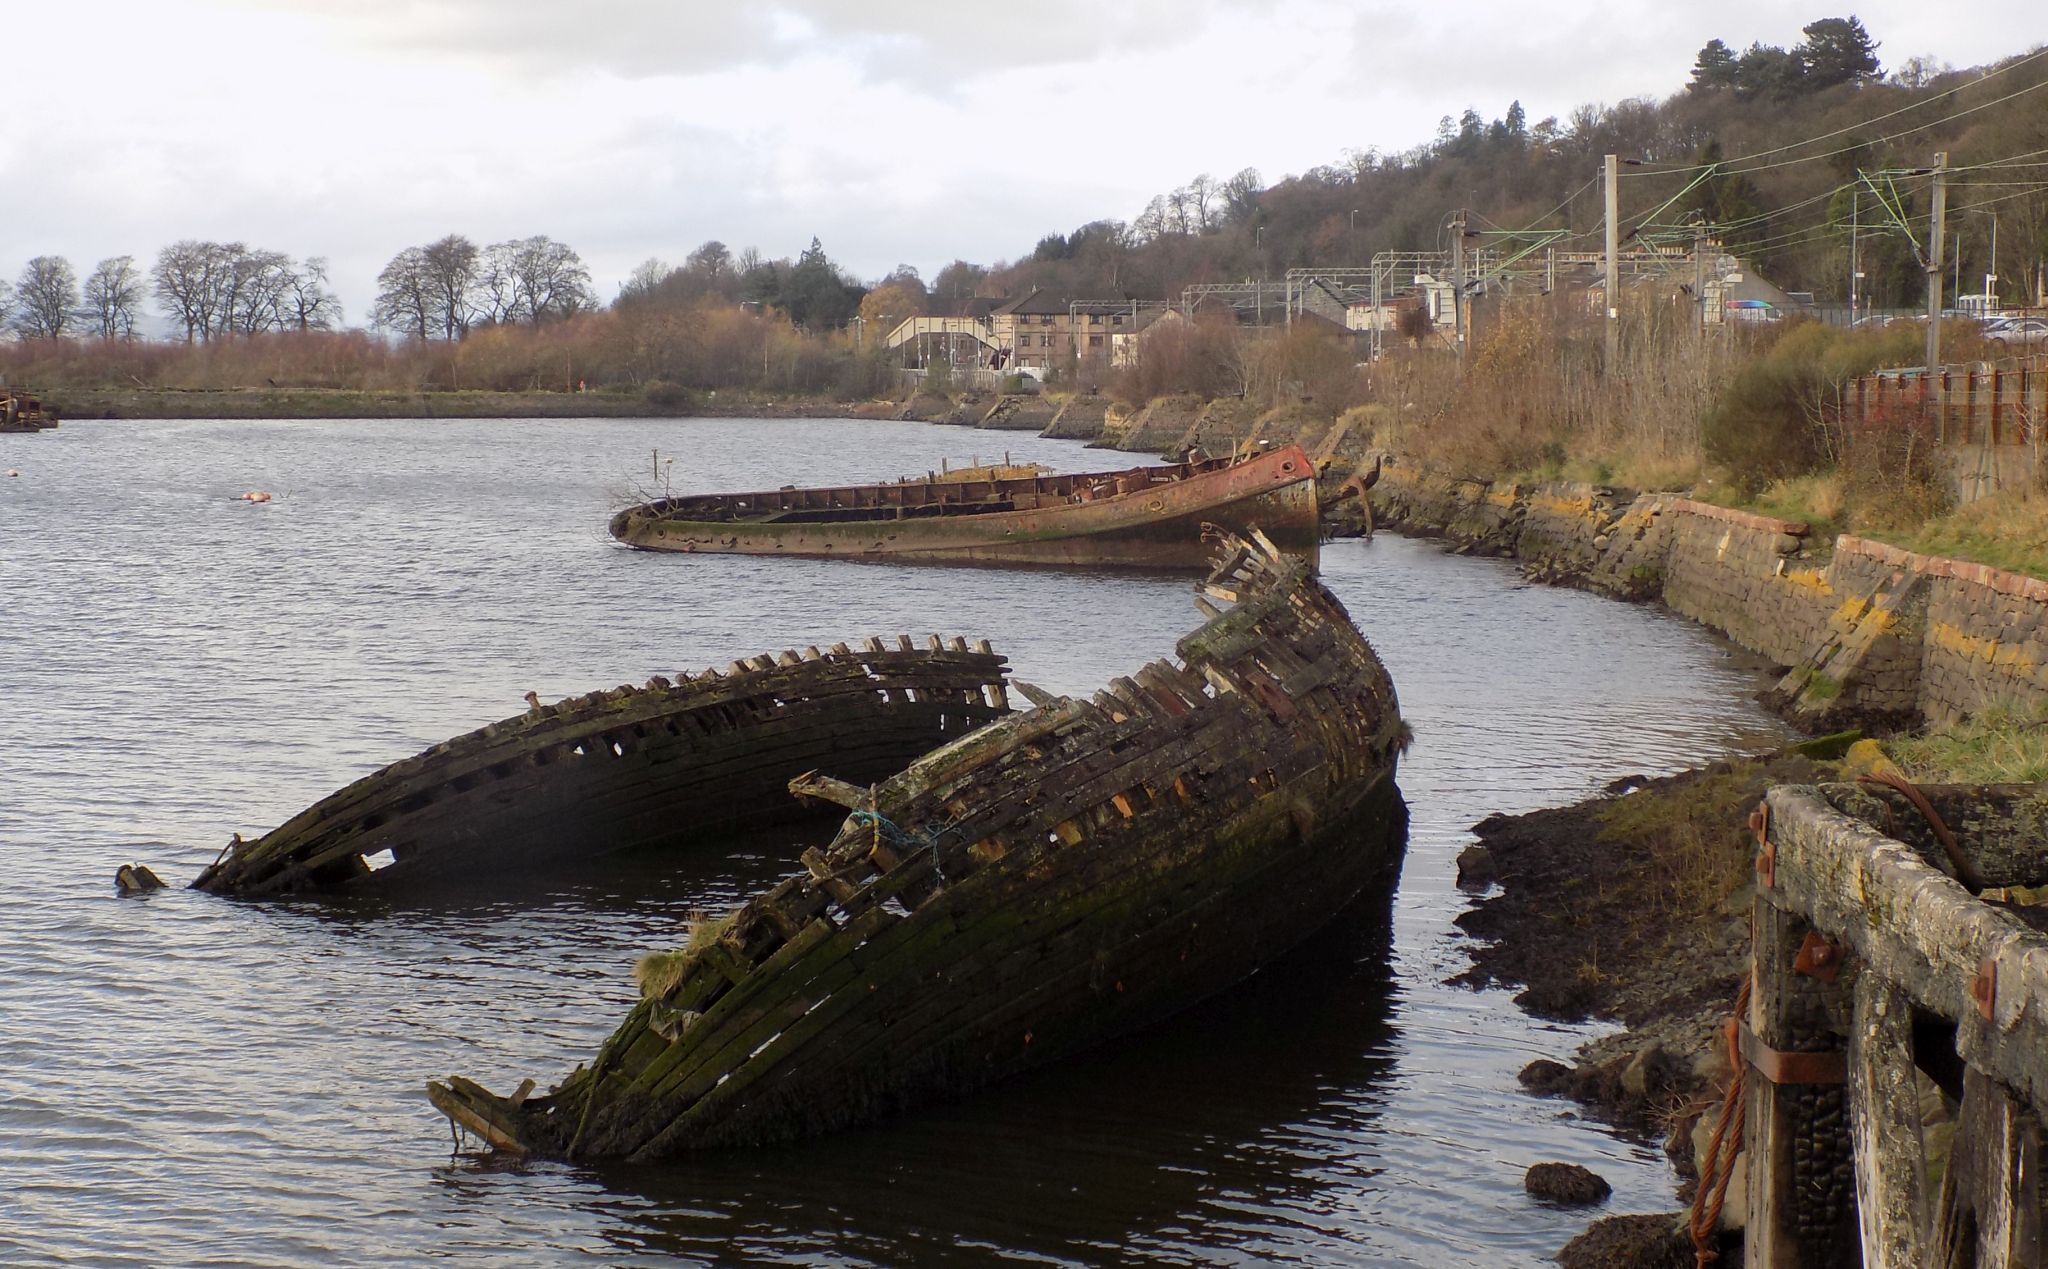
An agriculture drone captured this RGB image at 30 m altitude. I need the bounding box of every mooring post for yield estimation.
[1744,885,1859,1266]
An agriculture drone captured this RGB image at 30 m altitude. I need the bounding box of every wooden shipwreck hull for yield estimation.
[193,640,1012,896]
[428,530,1407,1159]
[1,388,57,432]
[606,444,1320,569]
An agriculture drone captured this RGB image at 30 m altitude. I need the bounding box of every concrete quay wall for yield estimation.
[1371,457,2048,730]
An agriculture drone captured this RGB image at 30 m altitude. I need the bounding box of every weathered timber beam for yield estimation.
[787,772,871,810]
[1764,786,2048,1116]
[1935,1066,2042,1267]
[870,699,1092,804]
[1849,970,1932,1269]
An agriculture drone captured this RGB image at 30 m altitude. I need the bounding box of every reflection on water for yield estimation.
[577,876,1402,1268]
[0,417,1790,1266]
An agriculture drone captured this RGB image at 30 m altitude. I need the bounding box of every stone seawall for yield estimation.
[1372,457,2048,731]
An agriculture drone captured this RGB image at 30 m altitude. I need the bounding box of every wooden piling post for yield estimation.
[1935,1067,2046,1267]
[1745,890,1859,1267]
[1848,971,1930,1268]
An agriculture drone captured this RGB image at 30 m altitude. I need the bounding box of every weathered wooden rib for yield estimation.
[192,642,1012,896]
[427,529,1408,1159]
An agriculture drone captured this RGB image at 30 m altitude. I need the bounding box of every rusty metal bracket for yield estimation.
[1749,801,1775,890]
[1792,930,1846,983]
[1971,957,1997,1022]
[1738,1021,1846,1085]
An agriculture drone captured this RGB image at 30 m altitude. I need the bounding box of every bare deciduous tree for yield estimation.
[615,257,671,306]
[372,246,435,339]
[1186,173,1219,233]
[153,240,223,341]
[422,234,481,339]
[225,248,295,335]
[685,240,733,281]
[83,256,145,339]
[283,257,342,331]
[496,235,594,325]
[1221,168,1264,225]
[1132,194,1171,242]
[475,242,524,325]
[13,256,79,339]
[1889,54,1952,89]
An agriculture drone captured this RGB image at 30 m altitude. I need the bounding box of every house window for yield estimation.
[1088,335,1103,347]
[1113,315,1125,325]
[1041,334,1055,347]
[1089,314,1102,324]
[1039,314,1055,325]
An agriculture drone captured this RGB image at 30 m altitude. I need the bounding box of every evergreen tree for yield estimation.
[1797,17,1882,88]
[1690,39,1740,90]
[1734,43,1805,99]
[783,237,856,330]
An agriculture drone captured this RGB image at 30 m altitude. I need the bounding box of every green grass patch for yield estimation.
[1891,706,2048,784]
[1597,761,1779,921]
[1860,492,2048,582]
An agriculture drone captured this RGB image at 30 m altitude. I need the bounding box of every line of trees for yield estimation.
[616,237,868,331]
[0,245,342,342]
[1689,17,1884,98]
[152,241,343,341]
[370,234,595,339]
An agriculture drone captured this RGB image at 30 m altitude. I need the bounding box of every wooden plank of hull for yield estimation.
[194,643,1011,896]
[428,529,1407,1160]
[610,446,1321,570]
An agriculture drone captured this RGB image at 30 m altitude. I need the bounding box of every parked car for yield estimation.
[1986,318,2048,349]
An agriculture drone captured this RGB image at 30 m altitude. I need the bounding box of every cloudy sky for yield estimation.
[3,1,2038,320]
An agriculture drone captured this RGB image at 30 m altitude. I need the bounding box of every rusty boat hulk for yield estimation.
[606,443,1320,569]
[1,388,57,433]
[192,640,1012,896]
[427,529,1408,1160]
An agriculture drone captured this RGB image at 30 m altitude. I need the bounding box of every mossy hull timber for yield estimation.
[192,640,1011,896]
[607,445,1319,569]
[428,530,1407,1159]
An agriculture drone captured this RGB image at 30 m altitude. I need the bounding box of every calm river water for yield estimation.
[0,417,1788,1266]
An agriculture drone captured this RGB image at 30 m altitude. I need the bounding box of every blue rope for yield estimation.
[848,809,956,884]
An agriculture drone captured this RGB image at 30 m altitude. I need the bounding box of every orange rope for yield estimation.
[1688,976,1753,1267]
[1857,769,1985,892]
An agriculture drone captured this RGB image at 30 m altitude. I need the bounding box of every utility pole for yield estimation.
[1849,190,1860,326]
[1694,226,1707,334]
[1451,208,1467,362]
[1603,153,1620,371]
[1924,152,1947,374]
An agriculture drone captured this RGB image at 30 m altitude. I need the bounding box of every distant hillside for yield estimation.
[971,23,2048,312]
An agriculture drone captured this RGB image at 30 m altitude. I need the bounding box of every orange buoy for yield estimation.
[238,491,274,503]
